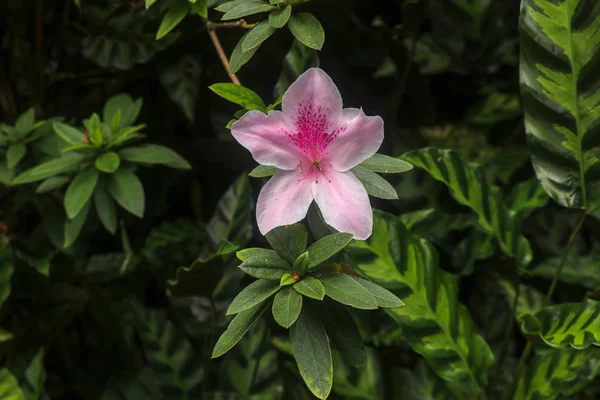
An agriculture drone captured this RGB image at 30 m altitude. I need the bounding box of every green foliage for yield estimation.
[288,13,325,50]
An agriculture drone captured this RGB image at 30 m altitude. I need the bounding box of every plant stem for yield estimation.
[506,210,586,400]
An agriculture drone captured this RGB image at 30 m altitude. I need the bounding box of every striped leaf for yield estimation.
[507,179,550,215]
[520,0,600,209]
[403,148,532,266]
[513,349,600,400]
[519,299,600,349]
[346,212,494,397]
[499,280,546,319]
[527,245,600,288]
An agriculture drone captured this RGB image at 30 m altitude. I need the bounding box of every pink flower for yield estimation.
[231,68,384,240]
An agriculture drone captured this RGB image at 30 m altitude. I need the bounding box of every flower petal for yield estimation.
[312,168,372,240]
[282,68,343,130]
[257,169,314,235]
[326,108,384,172]
[231,110,301,170]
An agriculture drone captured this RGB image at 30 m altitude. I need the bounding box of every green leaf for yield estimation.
[306,232,354,268]
[189,0,207,18]
[359,153,414,174]
[272,287,303,328]
[160,55,202,122]
[6,144,27,169]
[238,251,291,280]
[316,272,377,310]
[292,251,310,275]
[321,300,366,369]
[156,3,189,40]
[507,179,549,215]
[133,307,202,397]
[499,280,545,319]
[229,32,260,74]
[64,199,91,248]
[121,98,143,127]
[242,21,276,52]
[226,279,280,315]
[108,169,145,218]
[0,369,24,400]
[527,245,600,289]
[398,209,435,231]
[266,223,308,265]
[221,1,275,20]
[95,152,120,173]
[520,0,600,209]
[36,176,69,193]
[519,299,600,349]
[289,305,332,399]
[64,167,99,219]
[52,121,86,145]
[293,276,325,300]
[146,0,158,9]
[21,348,48,400]
[351,166,398,200]
[403,148,532,266]
[346,213,494,396]
[118,144,191,169]
[212,301,269,358]
[95,186,118,234]
[268,4,291,28]
[288,13,325,50]
[209,83,267,112]
[274,39,319,99]
[0,242,13,310]
[15,108,35,134]
[351,276,404,308]
[248,164,277,178]
[280,273,296,286]
[394,360,456,400]
[513,349,599,400]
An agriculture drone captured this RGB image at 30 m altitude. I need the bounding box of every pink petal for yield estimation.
[231,110,301,170]
[312,168,373,240]
[326,108,384,172]
[257,169,314,235]
[282,68,343,131]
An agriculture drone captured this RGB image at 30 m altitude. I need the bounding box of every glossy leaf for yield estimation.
[403,148,532,266]
[520,0,600,209]
[118,144,191,169]
[12,154,85,184]
[274,39,319,99]
[316,272,378,310]
[156,3,189,39]
[290,305,332,399]
[272,287,303,328]
[229,32,260,74]
[226,279,280,315]
[293,276,325,300]
[221,1,275,20]
[288,13,325,50]
[268,5,291,28]
[242,21,276,52]
[248,164,277,178]
[266,223,308,265]
[238,251,291,280]
[351,166,398,200]
[108,169,145,218]
[209,83,267,112]
[346,213,494,396]
[520,299,600,349]
[507,179,549,215]
[359,153,414,174]
[213,301,269,358]
[53,121,86,145]
[306,232,354,268]
[351,276,404,308]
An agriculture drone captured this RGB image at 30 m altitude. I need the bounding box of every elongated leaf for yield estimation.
[266,223,308,265]
[7,144,26,169]
[221,1,275,20]
[248,164,277,178]
[359,153,414,174]
[64,199,91,247]
[156,3,189,39]
[0,369,24,400]
[36,176,69,193]
[316,272,377,310]
[229,32,260,74]
[520,299,600,349]
[288,13,325,50]
[213,301,269,358]
[95,186,117,234]
[21,348,48,400]
[118,144,191,169]
[293,276,325,300]
[108,169,145,218]
[290,305,333,400]
[64,167,99,219]
[272,287,302,328]
[499,280,545,319]
[274,39,319,99]
[13,154,85,184]
[351,276,404,308]
[321,300,366,368]
[508,179,549,215]
[15,108,35,134]
[527,245,600,288]
[520,0,600,209]
[53,122,86,145]
[351,166,398,200]
[268,5,291,28]
[513,349,600,400]
[306,232,354,267]
[209,83,266,112]
[226,279,280,315]
[242,21,276,52]
[346,212,494,396]
[238,252,291,280]
[403,148,532,266]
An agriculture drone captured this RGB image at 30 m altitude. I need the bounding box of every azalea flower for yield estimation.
[231,68,384,240]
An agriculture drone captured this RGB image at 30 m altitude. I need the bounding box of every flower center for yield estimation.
[298,160,331,184]
[285,102,346,162]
